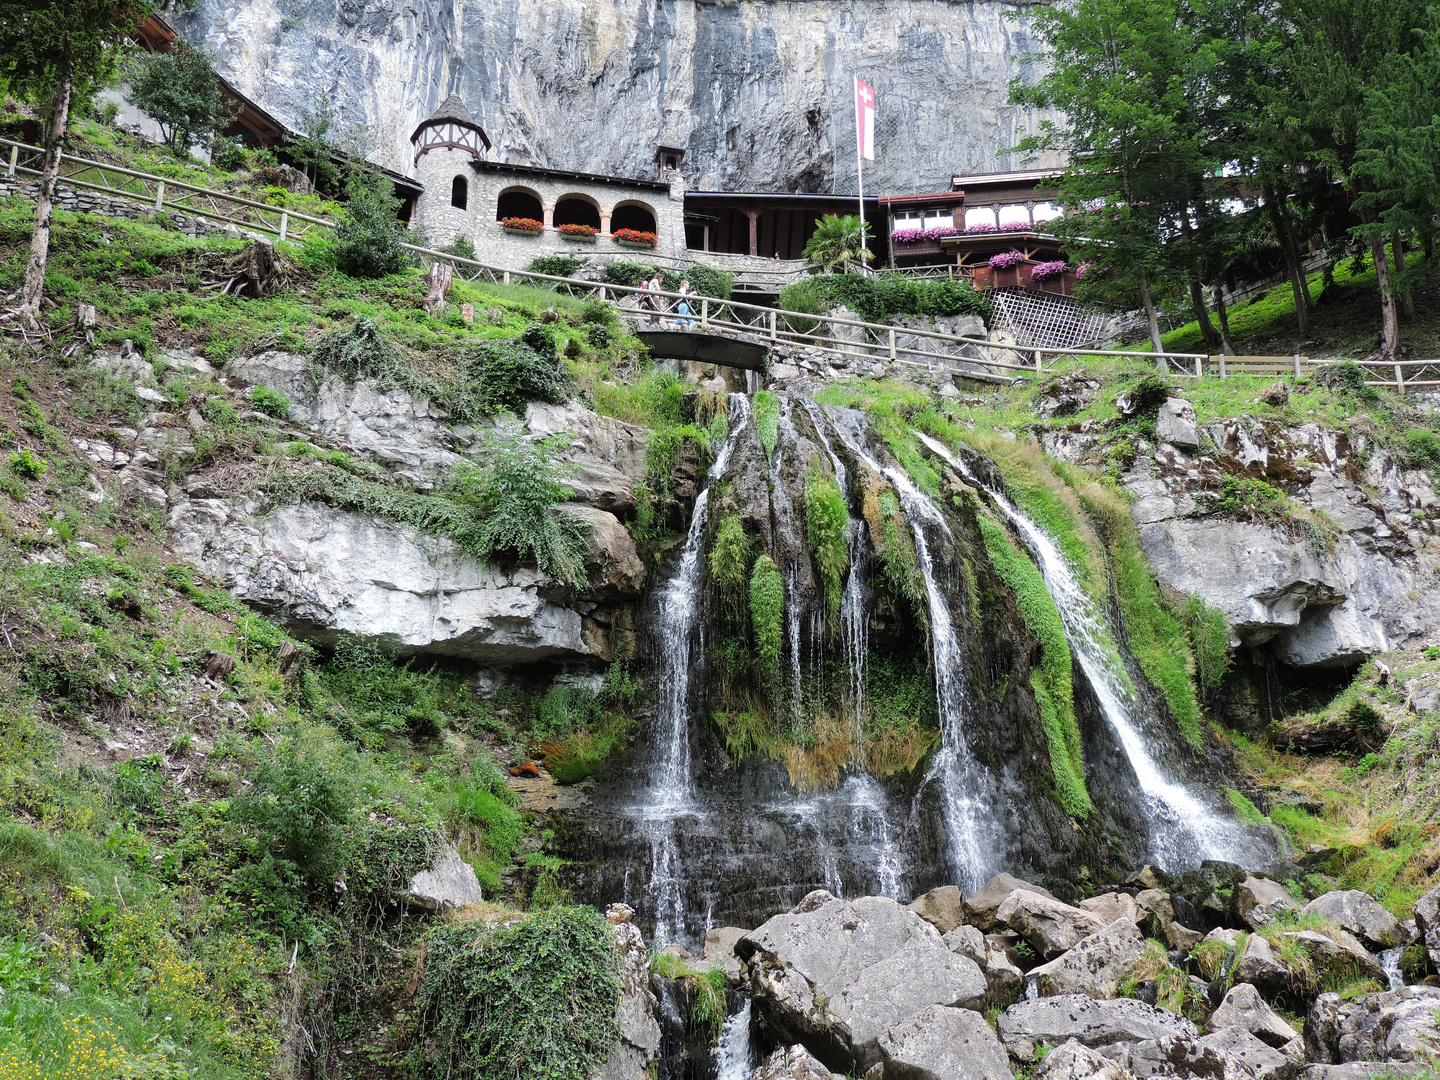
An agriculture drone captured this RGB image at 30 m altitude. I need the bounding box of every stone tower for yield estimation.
[410,94,492,248]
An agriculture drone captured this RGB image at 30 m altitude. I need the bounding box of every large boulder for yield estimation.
[1081,894,1142,927]
[1415,884,1440,975]
[404,846,484,911]
[982,934,1026,1007]
[699,925,748,986]
[1033,1040,1136,1080]
[738,895,987,1072]
[1156,399,1200,451]
[591,905,661,1080]
[1206,984,1300,1049]
[996,891,1107,960]
[1301,892,1404,950]
[1029,918,1148,999]
[1103,1026,1299,1080]
[1234,935,1293,996]
[748,1045,840,1080]
[965,874,1059,931]
[1305,986,1440,1064]
[168,498,638,663]
[1283,930,1385,986]
[943,924,987,967]
[998,995,1199,1062]
[877,1004,1014,1080]
[910,886,966,935]
[1298,1067,1434,1080]
[1235,877,1303,930]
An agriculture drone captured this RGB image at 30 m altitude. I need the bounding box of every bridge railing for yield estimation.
[1,134,1210,381]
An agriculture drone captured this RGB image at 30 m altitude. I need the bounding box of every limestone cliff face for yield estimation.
[170,0,1060,191]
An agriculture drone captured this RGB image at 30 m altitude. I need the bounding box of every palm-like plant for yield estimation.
[801,214,875,272]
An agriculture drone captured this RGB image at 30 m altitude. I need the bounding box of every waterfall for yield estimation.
[844,772,904,898]
[915,432,1255,871]
[826,408,1000,890]
[1380,947,1405,991]
[641,395,752,945]
[715,998,755,1080]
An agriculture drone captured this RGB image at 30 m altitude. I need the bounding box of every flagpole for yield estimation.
[855,74,865,265]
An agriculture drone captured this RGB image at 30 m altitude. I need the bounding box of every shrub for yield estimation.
[1314,359,1379,403]
[1401,428,1440,472]
[415,906,620,1080]
[7,448,45,480]
[533,685,602,741]
[311,317,409,385]
[709,514,752,620]
[334,170,411,278]
[1181,595,1231,692]
[526,254,582,278]
[780,273,989,324]
[452,429,589,588]
[749,555,785,684]
[439,236,478,260]
[754,390,780,458]
[250,385,291,419]
[804,469,850,619]
[580,299,617,326]
[456,335,572,415]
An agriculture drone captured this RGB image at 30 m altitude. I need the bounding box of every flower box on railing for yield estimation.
[557,224,598,241]
[500,217,543,235]
[612,228,657,249]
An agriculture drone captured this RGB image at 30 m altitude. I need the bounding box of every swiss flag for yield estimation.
[855,77,875,161]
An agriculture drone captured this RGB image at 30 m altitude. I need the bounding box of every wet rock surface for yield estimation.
[876,1004,1014,1080]
[998,995,1200,1061]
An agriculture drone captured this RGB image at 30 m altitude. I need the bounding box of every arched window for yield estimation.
[553,195,601,230]
[496,187,543,222]
[451,176,468,210]
[610,202,657,235]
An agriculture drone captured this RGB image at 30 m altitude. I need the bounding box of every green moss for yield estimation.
[749,555,785,684]
[709,513,753,620]
[1181,595,1231,692]
[804,468,850,620]
[977,513,1092,817]
[870,489,927,618]
[754,390,780,458]
[1083,491,1204,748]
[1221,788,1269,828]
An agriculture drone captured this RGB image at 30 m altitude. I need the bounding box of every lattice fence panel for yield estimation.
[991,288,1113,350]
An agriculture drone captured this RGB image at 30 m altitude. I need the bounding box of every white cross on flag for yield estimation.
[855,77,875,161]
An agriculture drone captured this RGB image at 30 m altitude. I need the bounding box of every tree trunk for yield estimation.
[1136,267,1166,365]
[1370,233,1400,357]
[1264,189,1308,336]
[1188,272,1220,349]
[1211,285,1234,355]
[1392,232,1415,318]
[14,69,73,327]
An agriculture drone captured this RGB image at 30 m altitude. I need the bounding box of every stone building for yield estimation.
[411,95,686,264]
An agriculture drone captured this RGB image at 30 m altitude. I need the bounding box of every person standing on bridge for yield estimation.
[675,280,695,329]
[644,273,665,326]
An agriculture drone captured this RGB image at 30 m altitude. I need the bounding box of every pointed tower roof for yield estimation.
[410,93,491,150]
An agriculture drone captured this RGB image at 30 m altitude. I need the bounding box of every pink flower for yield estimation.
[1030,260,1068,279]
[988,250,1026,269]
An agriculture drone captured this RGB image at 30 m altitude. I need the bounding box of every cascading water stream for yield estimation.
[1380,947,1405,991]
[826,408,1000,890]
[715,998,755,1080]
[914,432,1256,870]
[640,395,752,945]
[773,397,807,723]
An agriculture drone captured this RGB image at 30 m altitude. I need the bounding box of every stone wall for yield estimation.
[413,143,686,263]
[0,176,230,240]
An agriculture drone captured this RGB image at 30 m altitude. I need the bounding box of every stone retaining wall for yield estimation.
[0,176,240,240]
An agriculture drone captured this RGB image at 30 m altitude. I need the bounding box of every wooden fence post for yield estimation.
[278,212,288,244]
[1293,354,1302,381]
[1194,357,1202,379]
[6,144,17,177]
[769,309,777,342]
[701,298,709,330]
[1034,350,1043,376]
[888,327,896,361]
[503,271,511,285]
[1219,354,1227,380]
[153,180,165,213]
[1395,363,1406,395]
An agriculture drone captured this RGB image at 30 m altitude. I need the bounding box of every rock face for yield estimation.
[877,1004,1014,1080]
[1301,892,1404,949]
[965,874,1059,931]
[1104,1027,1299,1080]
[749,1045,840,1080]
[1305,987,1440,1064]
[1033,1040,1135,1080]
[168,499,637,662]
[592,905,661,1080]
[404,846,484,911]
[910,885,966,935]
[176,0,1062,195]
[1028,917,1147,999]
[1123,420,1440,668]
[1415,884,1440,974]
[998,995,1199,1062]
[1236,877,1303,929]
[738,895,987,1071]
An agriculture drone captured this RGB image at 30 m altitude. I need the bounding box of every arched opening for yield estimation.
[610,202,657,236]
[451,175,468,210]
[553,195,601,230]
[496,187,543,223]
